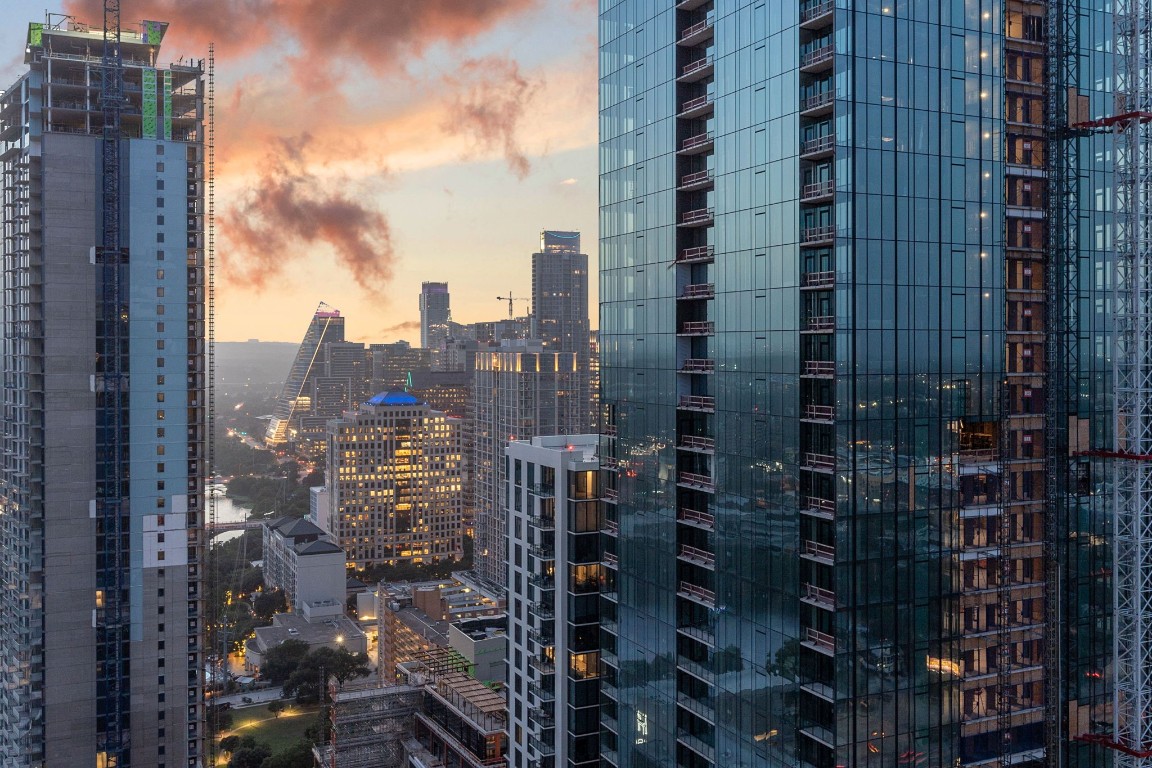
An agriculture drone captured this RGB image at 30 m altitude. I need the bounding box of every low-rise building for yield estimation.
[261,516,346,611]
[244,601,368,673]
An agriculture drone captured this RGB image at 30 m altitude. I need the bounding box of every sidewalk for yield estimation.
[213,686,284,708]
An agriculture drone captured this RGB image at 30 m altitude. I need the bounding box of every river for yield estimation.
[211,495,257,545]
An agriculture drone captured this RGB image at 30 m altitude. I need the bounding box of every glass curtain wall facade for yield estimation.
[599,1,1113,767]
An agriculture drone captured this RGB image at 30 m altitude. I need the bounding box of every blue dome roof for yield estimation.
[367,390,422,406]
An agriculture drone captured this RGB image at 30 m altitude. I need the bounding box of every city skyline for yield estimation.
[0,0,599,343]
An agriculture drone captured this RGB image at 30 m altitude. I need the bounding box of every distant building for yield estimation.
[407,370,475,533]
[449,620,507,686]
[472,343,583,589]
[506,435,601,768]
[266,302,346,447]
[419,282,451,360]
[404,667,508,768]
[262,517,346,611]
[370,341,432,393]
[326,392,464,569]
[534,230,592,431]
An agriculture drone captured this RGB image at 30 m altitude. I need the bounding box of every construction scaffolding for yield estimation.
[321,682,423,768]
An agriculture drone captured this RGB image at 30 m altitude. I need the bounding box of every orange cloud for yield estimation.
[443,57,540,179]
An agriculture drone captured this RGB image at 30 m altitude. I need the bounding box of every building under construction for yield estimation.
[596,0,1144,766]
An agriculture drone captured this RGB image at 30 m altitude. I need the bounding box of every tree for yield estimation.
[220,735,242,754]
[239,567,265,596]
[282,647,372,704]
[252,589,287,622]
[229,742,272,768]
[267,699,286,718]
[260,639,311,684]
[768,638,802,681]
[259,740,315,768]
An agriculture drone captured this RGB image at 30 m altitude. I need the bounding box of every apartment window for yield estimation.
[157,197,165,208]
[156,145,165,155]
[156,162,165,172]
[156,286,165,298]
[157,357,165,367]
[157,375,165,385]
[157,427,165,437]
[157,463,165,473]
[156,179,165,190]
[156,232,165,243]
[156,410,165,420]
[157,392,165,402]
[157,250,165,260]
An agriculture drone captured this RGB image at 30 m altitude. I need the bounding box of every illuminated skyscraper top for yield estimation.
[265,302,345,447]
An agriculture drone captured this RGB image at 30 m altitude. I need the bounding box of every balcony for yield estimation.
[802,539,835,564]
[678,395,716,412]
[530,656,556,676]
[678,471,716,492]
[802,452,836,472]
[802,627,836,655]
[678,18,715,47]
[529,601,556,621]
[601,456,622,472]
[802,582,836,610]
[678,320,716,336]
[602,424,617,437]
[680,207,714,226]
[802,225,836,245]
[680,131,715,155]
[677,693,717,725]
[528,681,556,702]
[802,360,835,378]
[801,270,835,290]
[682,282,715,299]
[801,90,835,117]
[800,133,836,160]
[677,244,715,263]
[602,488,619,503]
[802,315,835,333]
[679,94,714,119]
[678,434,716,453]
[528,542,554,560]
[678,506,715,529]
[527,483,555,498]
[678,730,717,763]
[800,0,834,28]
[678,543,716,569]
[527,626,556,647]
[602,551,619,569]
[527,514,555,530]
[679,55,715,82]
[603,518,619,536]
[528,573,556,591]
[801,404,835,423]
[678,170,715,192]
[678,580,716,608]
[802,179,835,203]
[800,45,835,73]
[681,358,716,374]
[677,622,717,647]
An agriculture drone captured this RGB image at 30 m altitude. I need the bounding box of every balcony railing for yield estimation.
[801,134,836,157]
[678,580,716,607]
[802,404,835,421]
[679,434,716,451]
[802,225,836,243]
[803,315,835,332]
[679,471,716,491]
[603,519,619,535]
[800,0,835,24]
[803,582,836,609]
[801,45,835,70]
[802,452,836,471]
[678,395,716,411]
[528,514,555,530]
[602,424,617,437]
[803,539,835,562]
[803,360,835,377]
[678,544,716,568]
[680,18,714,43]
[530,601,555,621]
[678,507,715,529]
[529,656,556,675]
[681,207,714,225]
[801,270,836,289]
[678,170,714,191]
[603,488,619,502]
[681,358,716,374]
[804,627,836,654]
[681,131,714,153]
[802,179,835,200]
[682,282,715,299]
[679,94,714,117]
[601,456,622,471]
[679,321,715,336]
[680,55,715,80]
[602,551,619,568]
[677,244,714,263]
[802,91,835,113]
[527,483,555,498]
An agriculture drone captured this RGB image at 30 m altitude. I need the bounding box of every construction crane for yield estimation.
[1065,0,1152,761]
[496,292,530,319]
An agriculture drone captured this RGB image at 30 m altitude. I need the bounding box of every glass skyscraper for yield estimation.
[598,2,1114,767]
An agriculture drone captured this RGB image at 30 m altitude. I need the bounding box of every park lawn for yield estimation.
[223,701,321,754]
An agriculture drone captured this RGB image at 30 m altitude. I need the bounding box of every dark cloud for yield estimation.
[219,135,393,291]
[443,57,539,179]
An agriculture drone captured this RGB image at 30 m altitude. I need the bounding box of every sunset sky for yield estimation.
[0,1,599,343]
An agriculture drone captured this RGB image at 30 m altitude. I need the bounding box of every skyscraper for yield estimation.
[325,391,464,569]
[0,17,207,766]
[420,281,451,354]
[533,231,592,430]
[472,342,584,589]
[265,302,346,447]
[598,3,1113,767]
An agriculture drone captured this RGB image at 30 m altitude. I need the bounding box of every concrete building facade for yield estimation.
[0,17,207,767]
[262,517,347,611]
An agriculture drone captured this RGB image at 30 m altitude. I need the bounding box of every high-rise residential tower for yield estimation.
[599,2,1113,767]
[472,342,584,589]
[0,17,208,767]
[533,231,592,430]
[266,302,345,447]
[325,391,464,569]
[420,281,451,354]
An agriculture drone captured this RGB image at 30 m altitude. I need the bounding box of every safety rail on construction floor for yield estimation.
[802,582,836,609]
[681,207,714,225]
[802,452,836,471]
[802,540,835,562]
[801,270,836,289]
[678,395,716,411]
[678,507,715,529]
[802,179,835,200]
[678,544,716,568]
[803,360,836,377]
[680,55,715,80]
[802,404,835,421]
[682,282,716,299]
[681,132,715,153]
[679,434,716,451]
[678,244,715,262]
[803,627,836,654]
[679,471,716,491]
[803,315,835,332]
[679,94,714,116]
[681,358,716,374]
[678,580,716,607]
[679,321,716,336]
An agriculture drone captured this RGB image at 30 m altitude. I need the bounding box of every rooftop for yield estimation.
[253,612,365,653]
[366,390,425,407]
